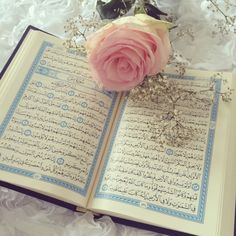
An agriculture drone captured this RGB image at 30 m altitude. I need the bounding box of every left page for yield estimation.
[0,29,120,207]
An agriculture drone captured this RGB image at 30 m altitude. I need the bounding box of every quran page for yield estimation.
[89,70,236,235]
[0,29,120,207]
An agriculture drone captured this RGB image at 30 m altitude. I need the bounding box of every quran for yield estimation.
[0,26,235,236]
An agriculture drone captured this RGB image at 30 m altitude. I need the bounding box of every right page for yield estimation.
[89,69,235,236]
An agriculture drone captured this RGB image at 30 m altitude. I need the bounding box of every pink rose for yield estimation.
[86,14,172,91]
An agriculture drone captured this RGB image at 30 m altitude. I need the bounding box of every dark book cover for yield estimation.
[0,25,219,236]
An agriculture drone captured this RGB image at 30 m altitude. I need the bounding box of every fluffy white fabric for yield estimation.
[0,0,235,236]
[0,187,161,236]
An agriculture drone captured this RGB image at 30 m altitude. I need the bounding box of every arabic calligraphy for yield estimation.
[98,78,216,215]
[0,44,115,191]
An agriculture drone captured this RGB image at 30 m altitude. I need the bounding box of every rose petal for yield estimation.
[86,14,171,91]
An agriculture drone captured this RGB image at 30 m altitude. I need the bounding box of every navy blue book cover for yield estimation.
[0,25,233,236]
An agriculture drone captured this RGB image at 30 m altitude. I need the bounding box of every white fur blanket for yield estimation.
[0,1,235,235]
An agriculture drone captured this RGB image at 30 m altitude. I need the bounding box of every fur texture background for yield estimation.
[0,1,235,235]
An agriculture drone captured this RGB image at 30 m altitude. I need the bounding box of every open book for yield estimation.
[0,26,235,236]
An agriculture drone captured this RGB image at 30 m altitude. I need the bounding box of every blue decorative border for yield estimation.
[95,76,221,223]
[0,41,118,196]
[0,42,52,136]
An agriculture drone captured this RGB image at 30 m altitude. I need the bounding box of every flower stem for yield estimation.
[209,0,234,25]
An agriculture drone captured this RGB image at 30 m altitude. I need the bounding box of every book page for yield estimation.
[90,70,235,235]
[217,74,236,236]
[0,30,120,207]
